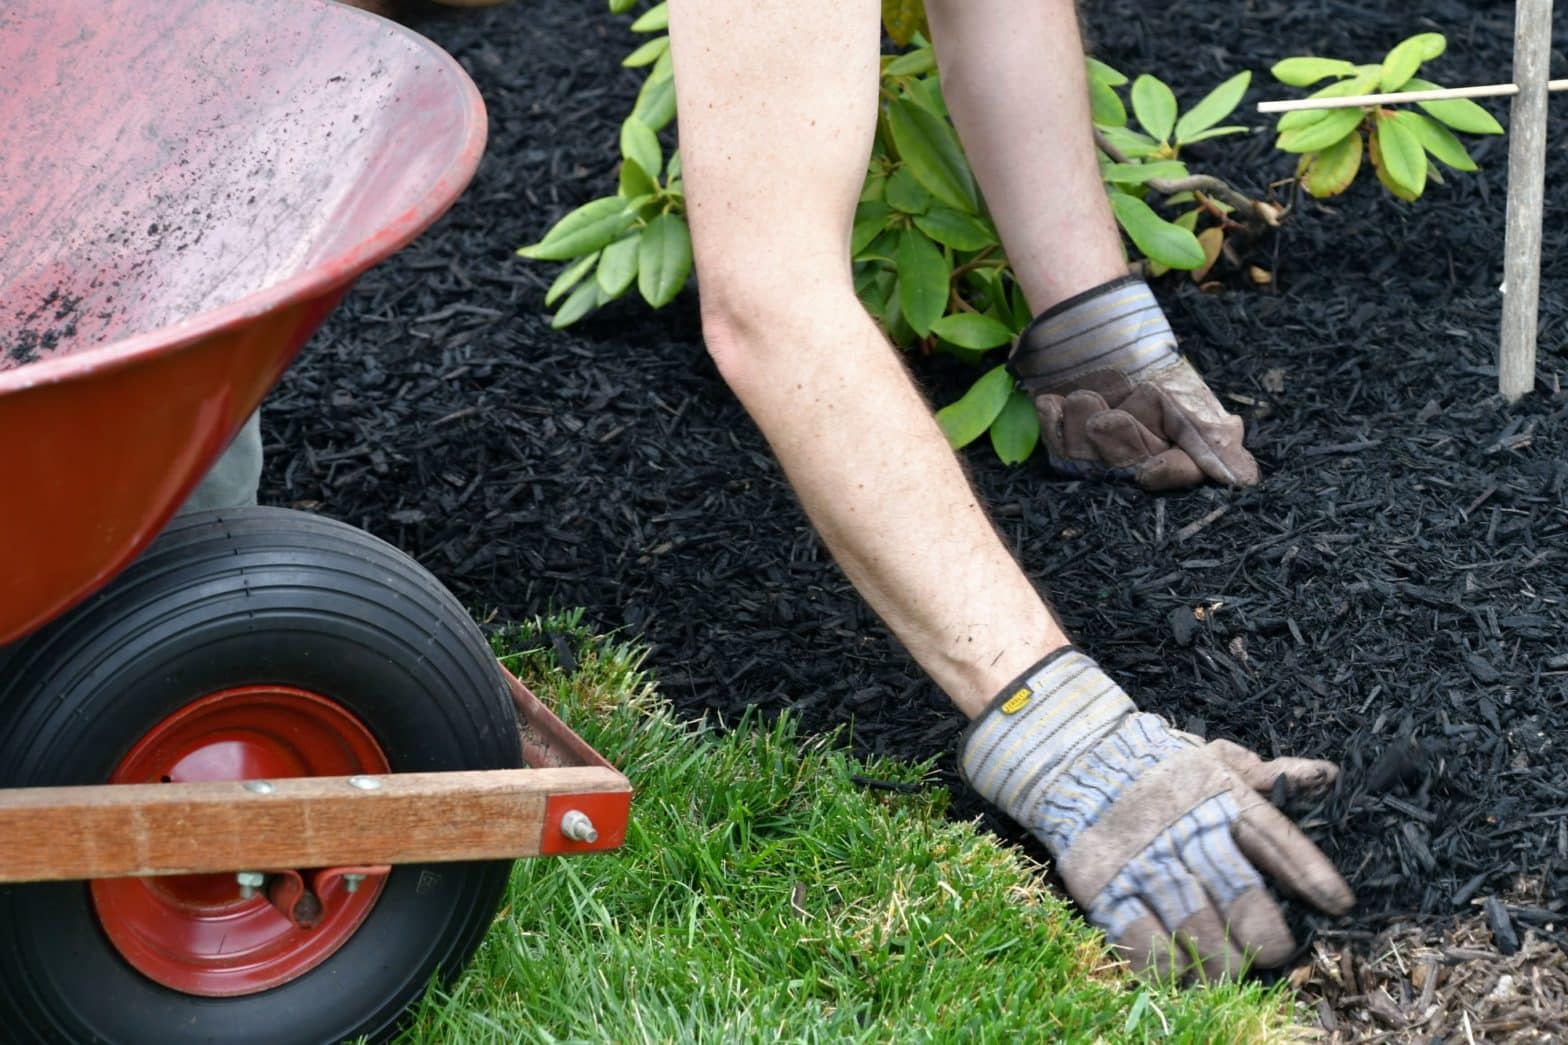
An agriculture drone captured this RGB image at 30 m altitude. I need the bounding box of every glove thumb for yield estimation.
[1206,738,1338,797]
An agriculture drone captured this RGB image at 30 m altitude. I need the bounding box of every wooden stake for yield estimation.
[1257,78,1568,114]
[1500,0,1553,401]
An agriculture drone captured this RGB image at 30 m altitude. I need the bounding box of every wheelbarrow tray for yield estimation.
[0,668,631,883]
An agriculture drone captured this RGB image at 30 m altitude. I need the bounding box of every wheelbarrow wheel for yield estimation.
[0,507,523,1045]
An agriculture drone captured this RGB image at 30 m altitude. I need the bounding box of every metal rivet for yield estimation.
[560,810,599,844]
[348,776,382,791]
[236,871,265,899]
[343,873,365,894]
[243,780,276,794]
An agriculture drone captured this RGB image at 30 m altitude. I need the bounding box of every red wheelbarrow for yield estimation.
[0,2,629,1041]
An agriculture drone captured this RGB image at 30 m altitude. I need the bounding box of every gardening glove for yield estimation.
[1007,276,1259,491]
[960,648,1354,980]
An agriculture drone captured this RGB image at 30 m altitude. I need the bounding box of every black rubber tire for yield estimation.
[0,507,523,1045]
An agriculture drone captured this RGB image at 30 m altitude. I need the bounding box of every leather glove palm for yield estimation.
[960,649,1354,980]
[1008,276,1260,491]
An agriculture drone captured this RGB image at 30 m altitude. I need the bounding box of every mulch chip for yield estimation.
[258,0,1568,1030]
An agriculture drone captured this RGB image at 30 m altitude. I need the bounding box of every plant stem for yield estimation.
[1093,129,1283,229]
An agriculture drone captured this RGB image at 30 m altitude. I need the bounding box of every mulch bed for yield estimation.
[263,0,1568,1035]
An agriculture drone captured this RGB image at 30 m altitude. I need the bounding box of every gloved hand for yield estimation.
[1007,276,1260,491]
[960,648,1353,980]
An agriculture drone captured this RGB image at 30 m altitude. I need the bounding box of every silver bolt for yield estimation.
[560,810,598,844]
[236,871,266,899]
[342,873,366,894]
[243,780,276,794]
[348,775,382,791]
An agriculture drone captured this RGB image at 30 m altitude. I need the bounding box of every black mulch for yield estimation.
[267,0,1568,1016]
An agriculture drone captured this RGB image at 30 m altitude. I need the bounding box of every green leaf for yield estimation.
[930,312,1015,350]
[1100,160,1189,186]
[935,366,1014,449]
[885,98,979,211]
[623,35,670,68]
[1108,191,1205,269]
[1130,75,1178,141]
[912,207,997,251]
[1271,56,1358,87]
[1179,125,1250,144]
[989,389,1040,464]
[895,230,951,337]
[1405,78,1505,135]
[544,251,599,307]
[884,47,937,78]
[629,1,667,32]
[619,158,658,200]
[596,235,641,296]
[1175,71,1251,142]
[1096,125,1163,159]
[1276,68,1380,132]
[1089,75,1127,127]
[517,197,634,261]
[620,117,662,182]
[1373,112,1426,197]
[647,44,675,85]
[634,74,677,132]
[1300,130,1363,197]
[852,201,894,256]
[1409,112,1477,171]
[637,213,693,307]
[1275,106,1365,153]
[1381,32,1445,92]
[551,279,603,329]
[885,164,933,214]
[881,0,929,47]
[609,0,636,12]
[1086,57,1129,88]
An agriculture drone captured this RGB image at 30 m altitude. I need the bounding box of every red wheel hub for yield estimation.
[91,687,391,997]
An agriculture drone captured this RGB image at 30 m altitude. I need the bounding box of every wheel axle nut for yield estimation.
[236,871,266,899]
[560,809,598,843]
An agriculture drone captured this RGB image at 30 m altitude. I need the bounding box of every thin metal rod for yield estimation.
[1500,0,1553,401]
[1257,78,1568,113]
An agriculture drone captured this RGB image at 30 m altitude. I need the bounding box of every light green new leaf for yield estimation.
[1180,125,1250,144]
[1108,192,1205,270]
[1404,78,1505,135]
[852,201,893,256]
[619,158,658,201]
[1381,32,1445,92]
[518,197,634,261]
[1300,130,1363,197]
[1277,68,1380,131]
[637,213,693,307]
[990,389,1040,464]
[1100,160,1189,186]
[913,207,997,251]
[1374,111,1427,197]
[886,99,979,211]
[1276,106,1365,153]
[620,117,662,182]
[647,44,674,85]
[1409,112,1477,171]
[622,35,669,68]
[895,230,951,337]
[596,235,641,297]
[609,0,636,12]
[936,365,1014,449]
[1175,72,1251,142]
[1271,56,1358,87]
[545,251,599,308]
[884,47,937,78]
[551,279,603,329]
[1096,125,1163,159]
[633,74,677,132]
[1087,56,1129,88]
[930,312,1015,350]
[1089,75,1127,127]
[629,1,667,32]
[1131,75,1178,141]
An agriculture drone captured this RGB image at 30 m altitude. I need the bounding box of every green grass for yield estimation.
[394,612,1295,1043]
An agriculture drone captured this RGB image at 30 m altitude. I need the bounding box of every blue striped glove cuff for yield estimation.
[1007,276,1181,393]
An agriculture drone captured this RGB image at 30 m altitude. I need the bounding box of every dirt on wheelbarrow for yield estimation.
[263,0,1568,1036]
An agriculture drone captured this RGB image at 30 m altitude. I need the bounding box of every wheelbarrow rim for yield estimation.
[0,1,487,397]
